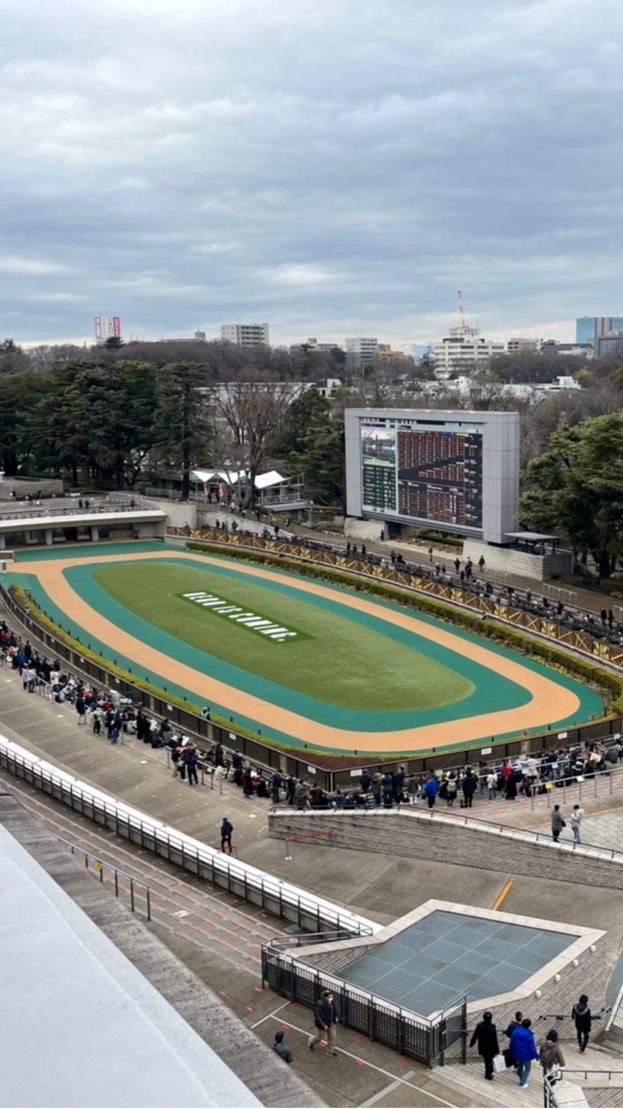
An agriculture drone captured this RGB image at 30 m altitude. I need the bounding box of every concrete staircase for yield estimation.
[437,1043,623,1109]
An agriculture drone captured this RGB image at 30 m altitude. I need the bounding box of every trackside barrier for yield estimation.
[3,539,622,790]
[261,935,467,1067]
[0,733,377,938]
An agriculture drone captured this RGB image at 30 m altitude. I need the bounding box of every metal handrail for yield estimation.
[56,834,151,920]
[552,1067,623,1076]
[544,1064,623,1107]
[264,927,373,951]
[0,504,159,522]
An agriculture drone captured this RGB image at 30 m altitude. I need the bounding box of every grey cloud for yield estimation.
[0,0,622,347]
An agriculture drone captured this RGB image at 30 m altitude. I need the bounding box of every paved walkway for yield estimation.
[436,769,623,847]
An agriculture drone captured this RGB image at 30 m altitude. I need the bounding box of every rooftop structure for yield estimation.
[432,328,506,378]
[293,900,604,1024]
[341,909,577,1017]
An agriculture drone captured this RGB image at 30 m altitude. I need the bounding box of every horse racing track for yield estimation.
[9,542,604,758]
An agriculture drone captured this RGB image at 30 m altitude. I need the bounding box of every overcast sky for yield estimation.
[1,0,621,351]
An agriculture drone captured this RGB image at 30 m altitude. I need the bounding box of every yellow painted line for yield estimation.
[492,880,513,911]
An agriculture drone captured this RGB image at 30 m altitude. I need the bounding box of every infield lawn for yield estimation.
[92,560,474,712]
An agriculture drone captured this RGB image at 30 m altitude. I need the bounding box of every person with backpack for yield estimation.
[539,1029,565,1081]
[572,995,592,1052]
[446,771,458,807]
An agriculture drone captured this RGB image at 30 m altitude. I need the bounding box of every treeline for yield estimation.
[0,357,345,507]
[0,336,346,381]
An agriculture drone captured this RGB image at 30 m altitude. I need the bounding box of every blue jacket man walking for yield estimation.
[510,1018,539,1088]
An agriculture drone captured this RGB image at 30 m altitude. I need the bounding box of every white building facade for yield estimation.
[432,328,505,378]
[220,323,270,347]
[345,336,378,369]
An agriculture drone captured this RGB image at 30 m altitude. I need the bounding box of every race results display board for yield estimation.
[360,417,483,529]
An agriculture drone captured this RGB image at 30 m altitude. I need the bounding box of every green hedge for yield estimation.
[10,540,622,759]
[186,539,623,715]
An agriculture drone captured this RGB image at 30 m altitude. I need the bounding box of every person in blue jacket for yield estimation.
[509,1017,540,1088]
[423,775,439,809]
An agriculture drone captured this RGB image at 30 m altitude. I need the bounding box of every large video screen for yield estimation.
[360,416,483,529]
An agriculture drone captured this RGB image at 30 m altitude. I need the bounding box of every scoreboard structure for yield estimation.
[345,408,519,544]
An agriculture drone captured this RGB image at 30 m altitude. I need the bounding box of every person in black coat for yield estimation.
[461,767,477,808]
[470,1011,500,1080]
[572,994,592,1052]
[505,769,518,801]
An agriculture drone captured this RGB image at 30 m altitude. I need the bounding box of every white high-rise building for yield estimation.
[220,323,270,347]
[345,336,378,368]
[432,328,505,378]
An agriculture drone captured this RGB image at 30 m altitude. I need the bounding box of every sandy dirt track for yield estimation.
[11,550,581,754]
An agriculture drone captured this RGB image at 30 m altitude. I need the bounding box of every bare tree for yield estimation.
[215,379,298,505]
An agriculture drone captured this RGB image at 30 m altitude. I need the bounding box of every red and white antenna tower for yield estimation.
[457,290,470,334]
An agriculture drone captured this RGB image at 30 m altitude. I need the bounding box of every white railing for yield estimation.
[0,733,378,938]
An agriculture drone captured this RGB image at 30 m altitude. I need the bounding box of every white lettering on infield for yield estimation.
[181,591,301,642]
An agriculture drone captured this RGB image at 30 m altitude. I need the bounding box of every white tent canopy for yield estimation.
[190,469,287,489]
[254,470,288,490]
[190,469,242,485]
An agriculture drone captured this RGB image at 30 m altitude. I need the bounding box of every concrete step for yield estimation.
[554,1082,587,1108]
[439,1046,623,1109]
[437,1061,545,1108]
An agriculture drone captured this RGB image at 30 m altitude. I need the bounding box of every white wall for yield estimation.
[0,826,261,1109]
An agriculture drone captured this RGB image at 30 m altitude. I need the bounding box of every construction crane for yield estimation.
[457,290,471,334]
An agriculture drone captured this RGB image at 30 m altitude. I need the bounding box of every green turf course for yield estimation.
[92,561,473,712]
[8,545,606,751]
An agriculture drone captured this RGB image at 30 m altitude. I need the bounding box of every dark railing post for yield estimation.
[130,878,135,913]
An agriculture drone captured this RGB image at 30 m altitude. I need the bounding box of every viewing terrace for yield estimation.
[0,498,166,549]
